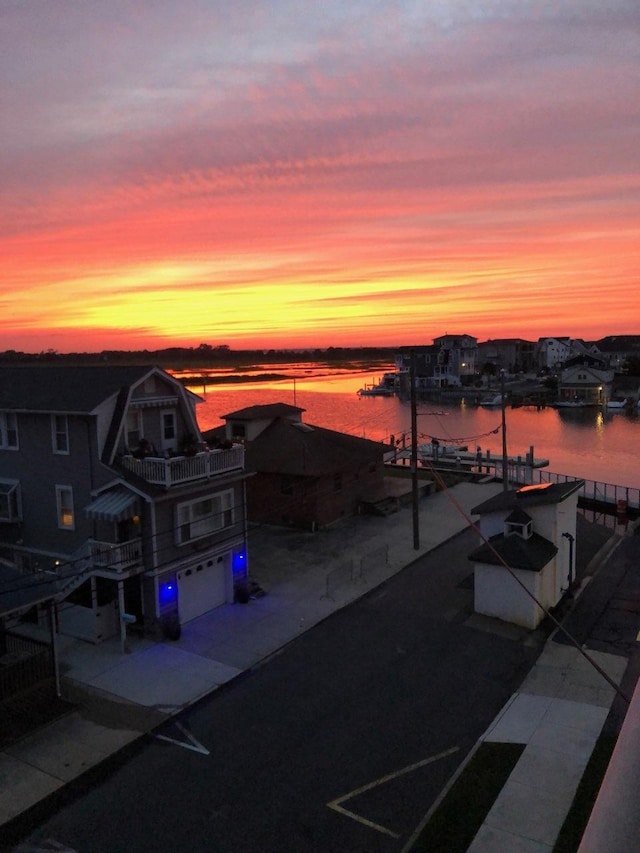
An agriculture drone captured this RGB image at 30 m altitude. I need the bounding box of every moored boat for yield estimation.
[551,398,597,408]
[357,372,398,396]
[479,394,505,407]
[607,398,628,410]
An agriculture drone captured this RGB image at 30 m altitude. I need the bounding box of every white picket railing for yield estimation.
[87,538,142,571]
[121,446,244,487]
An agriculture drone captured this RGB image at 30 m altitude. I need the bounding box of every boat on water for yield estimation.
[357,372,398,397]
[418,441,468,458]
[607,398,628,410]
[479,394,505,408]
[551,400,598,409]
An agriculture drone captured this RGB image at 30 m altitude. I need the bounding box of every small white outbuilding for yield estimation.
[468,480,583,629]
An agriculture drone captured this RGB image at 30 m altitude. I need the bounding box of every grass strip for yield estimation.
[411,741,524,852]
[553,733,617,852]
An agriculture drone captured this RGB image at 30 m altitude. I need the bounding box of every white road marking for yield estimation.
[154,721,210,755]
[327,746,460,838]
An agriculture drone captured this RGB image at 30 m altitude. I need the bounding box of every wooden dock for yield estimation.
[386,451,639,518]
[389,447,550,471]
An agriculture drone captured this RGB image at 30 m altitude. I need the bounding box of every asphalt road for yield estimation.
[11,529,548,853]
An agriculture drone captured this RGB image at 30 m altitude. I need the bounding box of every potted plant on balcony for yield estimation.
[181,433,199,457]
[133,438,155,459]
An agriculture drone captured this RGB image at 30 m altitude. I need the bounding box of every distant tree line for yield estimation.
[0,343,398,368]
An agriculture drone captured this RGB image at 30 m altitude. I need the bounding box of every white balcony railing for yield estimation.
[121,446,244,487]
[88,538,142,571]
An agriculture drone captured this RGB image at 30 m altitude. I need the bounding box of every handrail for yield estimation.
[508,467,640,510]
[121,446,244,487]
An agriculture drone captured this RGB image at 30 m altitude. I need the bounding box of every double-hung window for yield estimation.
[52,415,69,454]
[0,480,21,522]
[0,412,18,449]
[176,490,234,544]
[56,485,75,530]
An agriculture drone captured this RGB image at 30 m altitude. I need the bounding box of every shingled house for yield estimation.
[0,365,249,646]
[205,403,389,530]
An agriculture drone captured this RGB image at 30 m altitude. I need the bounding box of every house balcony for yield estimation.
[88,538,142,572]
[121,446,244,488]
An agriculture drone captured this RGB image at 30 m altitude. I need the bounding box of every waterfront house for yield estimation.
[0,365,249,646]
[468,481,583,629]
[395,334,478,390]
[557,362,613,406]
[206,403,389,530]
[592,335,640,371]
[431,334,478,386]
[477,338,536,375]
[536,337,571,371]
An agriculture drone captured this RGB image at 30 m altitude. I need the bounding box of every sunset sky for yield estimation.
[2,1,639,353]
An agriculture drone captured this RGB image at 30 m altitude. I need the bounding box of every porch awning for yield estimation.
[84,489,140,522]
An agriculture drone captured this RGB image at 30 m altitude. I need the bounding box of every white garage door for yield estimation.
[177,559,228,623]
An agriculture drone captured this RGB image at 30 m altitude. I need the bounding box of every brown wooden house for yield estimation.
[205,404,389,530]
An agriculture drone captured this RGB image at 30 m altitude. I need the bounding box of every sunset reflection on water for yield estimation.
[188,368,640,489]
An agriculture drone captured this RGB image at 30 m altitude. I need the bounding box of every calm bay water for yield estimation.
[188,367,640,490]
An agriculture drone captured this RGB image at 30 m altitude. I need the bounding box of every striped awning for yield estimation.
[84,489,139,522]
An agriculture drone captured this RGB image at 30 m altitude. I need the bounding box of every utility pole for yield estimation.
[411,350,420,549]
[501,369,508,491]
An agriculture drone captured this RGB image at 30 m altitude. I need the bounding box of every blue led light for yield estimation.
[232,550,247,575]
[159,581,178,605]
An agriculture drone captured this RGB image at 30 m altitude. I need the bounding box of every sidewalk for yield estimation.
[0,479,632,851]
[466,642,626,852]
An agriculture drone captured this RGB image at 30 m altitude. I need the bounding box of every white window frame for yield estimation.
[55,485,75,530]
[0,412,19,450]
[176,489,234,545]
[0,479,21,522]
[51,414,70,454]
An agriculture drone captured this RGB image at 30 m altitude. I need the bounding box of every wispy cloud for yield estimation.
[2,1,639,350]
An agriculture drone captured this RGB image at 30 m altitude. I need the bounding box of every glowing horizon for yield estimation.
[2,2,639,353]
